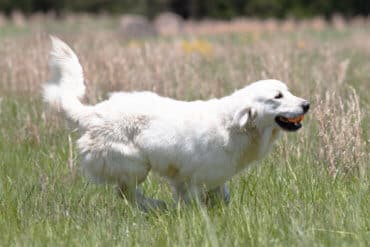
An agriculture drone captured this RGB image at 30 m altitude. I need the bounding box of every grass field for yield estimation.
[0,17,369,246]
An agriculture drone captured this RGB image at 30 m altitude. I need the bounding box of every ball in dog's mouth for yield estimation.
[275,115,304,131]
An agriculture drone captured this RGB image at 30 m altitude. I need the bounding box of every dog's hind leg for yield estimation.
[81,148,166,211]
[115,161,167,212]
[117,184,167,212]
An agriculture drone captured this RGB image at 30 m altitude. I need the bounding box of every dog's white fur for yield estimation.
[43,37,308,208]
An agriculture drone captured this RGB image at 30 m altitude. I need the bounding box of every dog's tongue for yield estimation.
[287,115,304,123]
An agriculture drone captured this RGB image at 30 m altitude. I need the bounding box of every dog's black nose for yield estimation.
[302,101,310,113]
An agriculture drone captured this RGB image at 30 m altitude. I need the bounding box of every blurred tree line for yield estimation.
[0,0,369,19]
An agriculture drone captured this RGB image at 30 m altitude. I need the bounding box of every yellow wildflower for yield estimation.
[297,40,305,49]
[127,40,141,48]
[182,39,213,57]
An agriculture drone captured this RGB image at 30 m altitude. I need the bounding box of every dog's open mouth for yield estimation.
[275,115,304,131]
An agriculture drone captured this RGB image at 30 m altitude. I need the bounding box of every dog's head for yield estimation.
[232,80,309,132]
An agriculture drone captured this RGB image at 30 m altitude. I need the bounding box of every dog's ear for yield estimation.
[233,107,257,130]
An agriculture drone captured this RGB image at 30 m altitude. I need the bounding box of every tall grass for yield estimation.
[0,17,369,246]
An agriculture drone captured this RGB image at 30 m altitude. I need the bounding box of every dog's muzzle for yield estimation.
[275,101,309,132]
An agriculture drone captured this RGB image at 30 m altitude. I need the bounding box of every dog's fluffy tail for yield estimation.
[43,36,94,127]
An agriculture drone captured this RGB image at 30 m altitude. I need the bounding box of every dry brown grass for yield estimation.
[315,89,366,176]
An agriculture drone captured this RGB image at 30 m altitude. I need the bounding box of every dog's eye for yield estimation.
[274,92,283,99]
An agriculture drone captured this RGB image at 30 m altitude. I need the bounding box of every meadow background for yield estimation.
[0,14,369,246]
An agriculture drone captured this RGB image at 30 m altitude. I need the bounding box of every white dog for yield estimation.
[43,37,309,210]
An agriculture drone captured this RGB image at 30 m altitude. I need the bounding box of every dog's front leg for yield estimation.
[172,183,203,205]
[173,183,230,206]
[205,183,230,206]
